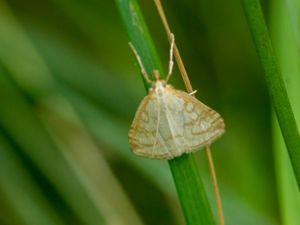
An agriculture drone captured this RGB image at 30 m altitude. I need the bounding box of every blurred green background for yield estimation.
[0,0,299,224]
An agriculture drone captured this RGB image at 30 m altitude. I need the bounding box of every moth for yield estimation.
[128,34,225,159]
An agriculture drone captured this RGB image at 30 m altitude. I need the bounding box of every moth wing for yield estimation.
[128,93,176,159]
[166,87,225,152]
[128,86,225,160]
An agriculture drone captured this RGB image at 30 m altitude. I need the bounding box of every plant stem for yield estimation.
[115,0,216,224]
[270,0,300,224]
[153,1,225,224]
[205,147,224,225]
[169,155,215,225]
[240,0,300,188]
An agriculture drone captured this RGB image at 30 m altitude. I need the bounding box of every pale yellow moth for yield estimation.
[128,34,225,160]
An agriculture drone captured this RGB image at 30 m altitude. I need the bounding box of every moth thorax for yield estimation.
[153,80,167,96]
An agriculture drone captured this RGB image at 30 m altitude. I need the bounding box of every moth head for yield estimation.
[149,70,167,95]
[151,80,166,88]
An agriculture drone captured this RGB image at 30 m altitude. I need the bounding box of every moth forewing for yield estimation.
[170,88,225,150]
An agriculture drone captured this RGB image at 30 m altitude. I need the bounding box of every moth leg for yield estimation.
[166,33,175,82]
[189,90,197,96]
[129,43,152,84]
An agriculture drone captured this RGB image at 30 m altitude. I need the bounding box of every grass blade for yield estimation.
[0,71,105,225]
[0,133,66,225]
[240,0,300,187]
[115,0,216,224]
[270,0,300,224]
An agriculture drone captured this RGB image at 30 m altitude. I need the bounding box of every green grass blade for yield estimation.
[0,3,146,224]
[0,134,66,225]
[0,71,105,225]
[169,156,215,225]
[0,2,108,223]
[270,0,300,224]
[115,0,215,224]
[38,97,145,225]
[240,0,300,187]
[273,121,300,225]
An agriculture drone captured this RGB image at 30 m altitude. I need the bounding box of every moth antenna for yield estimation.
[129,42,152,84]
[166,33,175,82]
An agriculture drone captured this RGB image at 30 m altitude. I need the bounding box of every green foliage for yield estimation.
[0,0,299,224]
[241,0,300,187]
[270,0,300,224]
